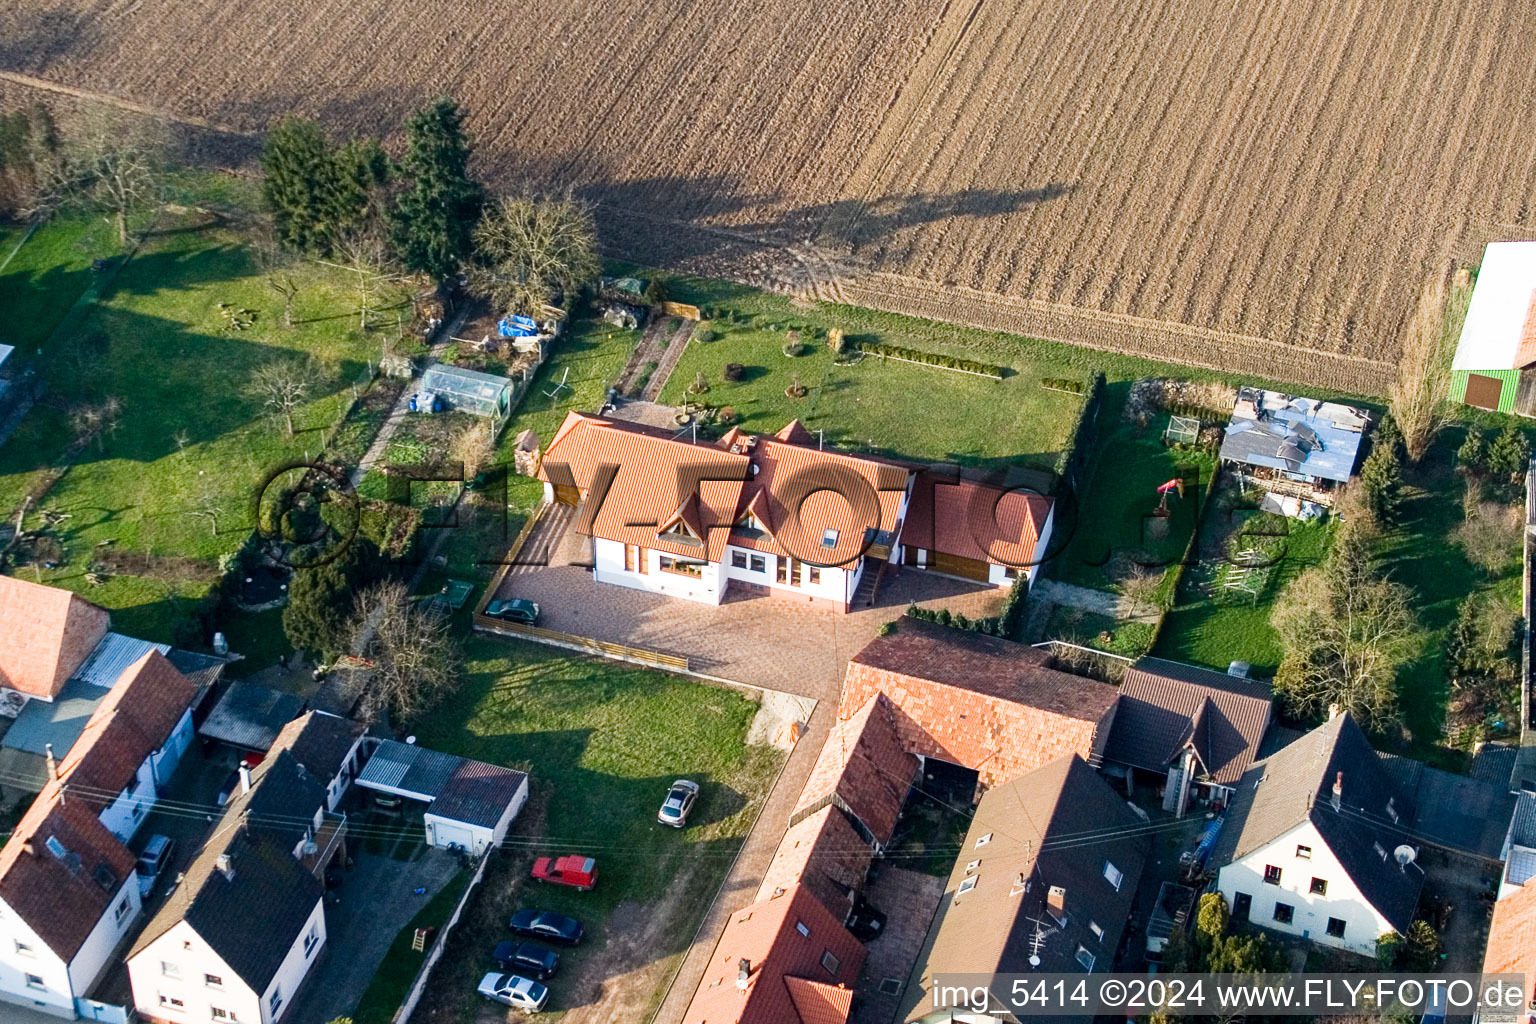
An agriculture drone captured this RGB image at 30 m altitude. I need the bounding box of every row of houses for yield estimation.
[680,617,1536,1024]
[0,575,530,1022]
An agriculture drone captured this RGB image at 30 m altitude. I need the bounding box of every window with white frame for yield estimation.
[975,833,992,848]
[24,973,44,990]
[161,960,182,979]
[1076,946,1096,971]
[14,939,34,957]
[304,923,321,956]
[795,921,810,938]
[958,876,978,894]
[269,987,283,1015]
[205,973,223,989]
[1089,921,1105,942]
[1103,861,1123,890]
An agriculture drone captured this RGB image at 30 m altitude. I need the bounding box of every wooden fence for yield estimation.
[393,848,493,1024]
[472,616,689,671]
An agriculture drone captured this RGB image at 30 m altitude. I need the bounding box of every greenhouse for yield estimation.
[419,364,514,420]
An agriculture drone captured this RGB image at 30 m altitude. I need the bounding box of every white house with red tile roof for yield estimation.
[538,412,1053,611]
[0,576,111,701]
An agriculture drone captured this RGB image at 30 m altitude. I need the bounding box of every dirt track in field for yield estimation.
[6,0,1536,393]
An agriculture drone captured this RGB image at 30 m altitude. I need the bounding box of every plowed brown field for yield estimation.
[5,0,1536,393]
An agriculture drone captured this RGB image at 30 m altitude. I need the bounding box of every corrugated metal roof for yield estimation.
[1220,389,1368,483]
[1506,848,1536,887]
[197,683,304,751]
[429,759,527,828]
[356,740,464,799]
[1510,790,1536,849]
[72,633,169,689]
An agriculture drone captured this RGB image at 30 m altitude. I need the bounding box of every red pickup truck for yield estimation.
[531,855,598,891]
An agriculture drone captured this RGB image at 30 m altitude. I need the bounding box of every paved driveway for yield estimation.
[492,516,1006,702]
[287,847,462,1024]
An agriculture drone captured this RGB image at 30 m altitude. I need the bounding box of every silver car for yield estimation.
[477,972,549,1012]
[657,779,700,827]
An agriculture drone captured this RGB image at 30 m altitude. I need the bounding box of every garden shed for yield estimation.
[420,364,514,420]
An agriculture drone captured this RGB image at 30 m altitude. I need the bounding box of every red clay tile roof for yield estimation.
[842,618,1120,788]
[1105,658,1273,785]
[904,472,1052,567]
[0,781,136,960]
[784,976,855,1024]
[776,419,814,445]
[0,576,110,699]
[1483,882,1536,1011]
[791,693,915,846]
[58,652,195,806]
[684,883,865,1024]
[756,806,871,920]
[540,412,912,568]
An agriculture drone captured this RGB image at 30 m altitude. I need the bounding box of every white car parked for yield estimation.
[477,972,550,1012]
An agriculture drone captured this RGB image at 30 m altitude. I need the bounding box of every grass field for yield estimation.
[495,310,640,456]
[402,636,782,1021]
[0,215,121,353]
[0,206,391,644]
[353,870,472,1024]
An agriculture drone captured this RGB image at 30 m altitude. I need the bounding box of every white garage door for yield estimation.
[429,819,480,855]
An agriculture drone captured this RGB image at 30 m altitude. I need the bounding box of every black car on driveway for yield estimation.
[508,909,584,946]
[492,940,559,979]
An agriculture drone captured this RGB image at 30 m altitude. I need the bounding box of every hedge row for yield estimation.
[903,602,1008,636]
[855,340,1005,379]
[1052,371,1107,494]
[1041,377,1087,395]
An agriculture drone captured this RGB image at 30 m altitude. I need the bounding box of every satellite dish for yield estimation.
[1028,955,1041,968]
[1393,845,1416,867]
[301,839,318,856]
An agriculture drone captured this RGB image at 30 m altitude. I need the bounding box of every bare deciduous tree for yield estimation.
[252,358,322,437]
[1454,500,1521,576]
[1390,272,1455,463]
[64,104,172,245]
[1271,529,1421,728]
[1116,560,1163,618]
[467,191,599,317]
[69,396,123,452]
[453,420,495,481]
[351,579,461,723]
[331,228,398,330]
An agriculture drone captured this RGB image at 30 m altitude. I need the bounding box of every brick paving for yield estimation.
[491,514,1007,703]
[850,867,948,1024]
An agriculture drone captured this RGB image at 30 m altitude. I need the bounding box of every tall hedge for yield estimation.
[1053,371,1107,495]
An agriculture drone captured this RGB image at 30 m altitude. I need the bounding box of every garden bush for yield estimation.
[854,339,1004,379]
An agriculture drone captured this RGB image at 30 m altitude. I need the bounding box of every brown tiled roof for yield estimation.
[1483,882,1536,1007]
[0,575,110,699]
[757,806,871,920]
[430,758,529,829]
[1105,658,1272,784]
[269,710,365,782]
[843,619,1120,787]
[791,693,915,846]
[58,652,196,806]
[683,883,865,1024]
[784,976,855,1024]
[902,755,1148,1022]
[1210,712,1424,933]
[0,781,137,960]
[904,472,1051,567]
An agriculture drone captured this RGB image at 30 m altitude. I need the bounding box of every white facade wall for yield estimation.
[1216,821,1398,957]
[129,920,261,1024]
[322,735,365,813]
[425,774,529,857]
[148,711,195,790]
[592,537,723,604]
[66,878,140,1007]
[0,897,76,1017]
[259,898,326,1024]
[720,544,854,606]
[99,756,158,843]
[1030,505,1056,585]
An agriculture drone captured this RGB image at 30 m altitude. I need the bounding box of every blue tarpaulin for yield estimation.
[497,315,539,338]
[1193,816,1224,868]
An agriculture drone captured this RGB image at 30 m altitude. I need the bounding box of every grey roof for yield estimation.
[198,683,304,751]
[1220,389,1368,483]
[356,739,464,799]
[1210,713,1424,933]
[1,677,110,758]
[429,759,527,829]
[165,648,228,696]
[72,632,168,688]
[130,750,325,991]
[1376,752,1516,860]
[903,755,1148,1022]
[1510,791,1536,850]
[1104,658,1272,785]
[271,712,364,783]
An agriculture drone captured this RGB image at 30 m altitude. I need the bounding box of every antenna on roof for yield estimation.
[1393,845,1417,871]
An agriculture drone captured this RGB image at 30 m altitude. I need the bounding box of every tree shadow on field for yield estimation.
[0,6,96,70]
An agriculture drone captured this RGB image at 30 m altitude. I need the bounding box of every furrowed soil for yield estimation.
[6,0,1536,393]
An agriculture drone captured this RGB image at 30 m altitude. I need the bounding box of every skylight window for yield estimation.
[45,836,67,860]
[821,528,839,548]
[958,876,978,894]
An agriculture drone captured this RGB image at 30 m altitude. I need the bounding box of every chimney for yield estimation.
[1046,885,1068,926]
[215,854,234,882]
[44,743,58,783]
[238,762,252,795]
[1332,771,1343,811]
[736,959,751,991]
[1327,703,1342,720]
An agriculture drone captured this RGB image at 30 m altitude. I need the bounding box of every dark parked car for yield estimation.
[508,909,584,946]
[492,940,559,979]
[485,598,540,625]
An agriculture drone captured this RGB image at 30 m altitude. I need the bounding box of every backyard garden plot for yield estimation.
[7,0,1535,390]
[0,207,393,643]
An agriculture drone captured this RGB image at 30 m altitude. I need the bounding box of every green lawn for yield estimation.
[1153,515,1334,672]
[1049,397,1215,590]
[0,207,391,644]
[495,310,640,456]
[404,636,782,1021]
[0,214,122,353]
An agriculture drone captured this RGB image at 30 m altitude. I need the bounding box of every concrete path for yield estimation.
[1032,578,1158,623]
[287,848,462,1024]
